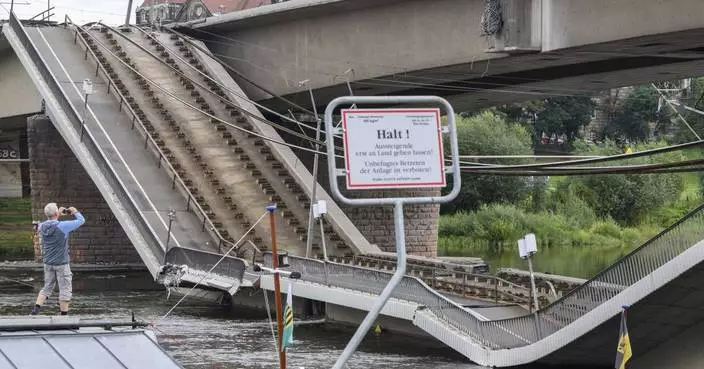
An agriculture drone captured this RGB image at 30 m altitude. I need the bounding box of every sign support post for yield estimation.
[325,96,461,369]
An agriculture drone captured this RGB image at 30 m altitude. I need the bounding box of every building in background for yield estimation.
[136,0,279,26]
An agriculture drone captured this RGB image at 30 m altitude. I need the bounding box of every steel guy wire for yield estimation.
[100,23,329,148]
[81,28,339,159]
[262,286,280,357]
[131,25,328,138]
[157,211,269,322]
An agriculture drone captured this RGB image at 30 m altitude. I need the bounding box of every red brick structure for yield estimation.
[27,116,139,264]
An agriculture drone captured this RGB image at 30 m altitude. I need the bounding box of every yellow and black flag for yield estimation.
[615,308,632,369]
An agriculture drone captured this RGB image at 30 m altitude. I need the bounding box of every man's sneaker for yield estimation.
[30,305,40,315]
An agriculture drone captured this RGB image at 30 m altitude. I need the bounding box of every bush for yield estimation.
[561,140,685,225]
[442,111,533,213]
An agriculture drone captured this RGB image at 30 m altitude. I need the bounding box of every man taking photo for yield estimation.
[31,203,85,316]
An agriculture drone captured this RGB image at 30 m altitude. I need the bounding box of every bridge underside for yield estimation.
[540,261,704,367]
[177,0,704,112]
[197,27,704,113]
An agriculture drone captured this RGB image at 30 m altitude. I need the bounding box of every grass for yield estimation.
[0,197,33,261]
[437,202,667,278]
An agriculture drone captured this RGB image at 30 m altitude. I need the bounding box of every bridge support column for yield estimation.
[342,189,440,257]
[27,115,140,264]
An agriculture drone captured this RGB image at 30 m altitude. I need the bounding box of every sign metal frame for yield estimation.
[325,96,461,369]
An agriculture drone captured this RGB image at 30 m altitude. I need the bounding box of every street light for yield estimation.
[518,233,539,312]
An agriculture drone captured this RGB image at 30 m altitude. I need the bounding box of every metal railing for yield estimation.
[263,253,493,345]
[264,202,704,349]
[7,13,165,265]
[331,254,530,305]
[7,14,247,284]
[494,202,704,344]
[66,18,249,281]
[165,247,246,281]
[66,18,241,257]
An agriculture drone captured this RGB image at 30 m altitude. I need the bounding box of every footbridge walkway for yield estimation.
[6,14,704,367]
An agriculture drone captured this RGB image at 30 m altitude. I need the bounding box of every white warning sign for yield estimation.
[342,108,446,190]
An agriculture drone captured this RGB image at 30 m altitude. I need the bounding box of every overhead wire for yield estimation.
[80,27,339,159]
[165,26,318,117]
[102,23,329,147]
[129,24,348,155]
[80,23,704,178]
[458,158,704,176]
[451,139,704,170]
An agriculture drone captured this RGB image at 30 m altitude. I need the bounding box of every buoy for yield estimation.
[373,323,382,335]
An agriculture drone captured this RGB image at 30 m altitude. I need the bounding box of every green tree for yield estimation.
[535,95,596,140]
[498,95,595,142]
[603,86,669,141]
[561,140,684,224]
[443,111,533,213]
[670,77,704,143]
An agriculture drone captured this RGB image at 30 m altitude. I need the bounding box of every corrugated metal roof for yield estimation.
[0,317,182,369]
[201,0,272,13]
[139,0,187,7]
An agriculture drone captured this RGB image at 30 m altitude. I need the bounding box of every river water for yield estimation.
[0,270,479,369]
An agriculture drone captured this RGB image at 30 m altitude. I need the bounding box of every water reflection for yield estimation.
[1,270,476,369]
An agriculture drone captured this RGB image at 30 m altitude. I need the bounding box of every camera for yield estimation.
[61,208,71,215]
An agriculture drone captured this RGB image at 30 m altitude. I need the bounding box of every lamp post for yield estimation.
[518,233,539,312]
[125,0,134,25]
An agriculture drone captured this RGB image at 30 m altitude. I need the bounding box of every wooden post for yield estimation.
[268,205,286,369]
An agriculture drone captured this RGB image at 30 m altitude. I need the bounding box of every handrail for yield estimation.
[263,201,704,349]
[7,13,165,265]
[547,201,704,306]
[341,254,531,303]
[488,201,704,347]
[67,17,242,257]
[131,24,332,148]
[97,22,329,152]
[263,253,491,337]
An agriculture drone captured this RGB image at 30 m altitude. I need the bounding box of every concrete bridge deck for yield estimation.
[176,0,704,112]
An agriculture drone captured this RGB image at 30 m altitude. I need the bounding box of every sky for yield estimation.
[0,0,137,25]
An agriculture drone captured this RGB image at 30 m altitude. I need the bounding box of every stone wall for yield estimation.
[341,189,440,257]
[28,115,139,264]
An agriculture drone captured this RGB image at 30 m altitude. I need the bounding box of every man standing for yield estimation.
[31,203,85,315]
